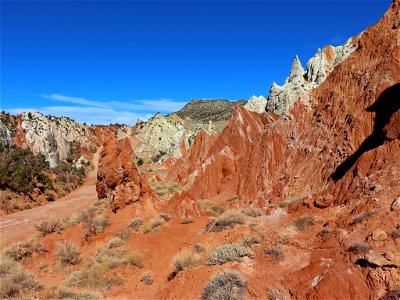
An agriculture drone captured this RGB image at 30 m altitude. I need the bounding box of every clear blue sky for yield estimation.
[1,0,391,125]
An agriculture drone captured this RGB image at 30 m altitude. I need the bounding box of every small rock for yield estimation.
[364,250,400,267]
[372,229,388,242]
[314,194,334,208]
[390,196,400,211]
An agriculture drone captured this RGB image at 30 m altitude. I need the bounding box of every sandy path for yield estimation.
[0,146,103,247]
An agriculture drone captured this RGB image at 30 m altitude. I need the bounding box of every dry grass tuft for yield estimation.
[125,249,144,268]
[172,250,201,274]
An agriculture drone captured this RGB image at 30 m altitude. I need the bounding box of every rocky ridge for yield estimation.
[266,36,361,116]
[175,99,246,122]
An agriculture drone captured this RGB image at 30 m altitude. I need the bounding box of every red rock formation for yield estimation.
[162,2,400,298]
[177,0,400,208]
[96,137,159,213]
[162,191,203,218]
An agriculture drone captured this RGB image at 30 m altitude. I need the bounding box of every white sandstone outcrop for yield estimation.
[0,120,13,148]
[266,35,361,116]
[244,95,267,113]
[135,113,200,159]
[21,112,97,168]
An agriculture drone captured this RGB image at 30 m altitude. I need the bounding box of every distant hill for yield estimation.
[174,99,246,123]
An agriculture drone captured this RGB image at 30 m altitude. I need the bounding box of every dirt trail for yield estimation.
[0,147,103,248]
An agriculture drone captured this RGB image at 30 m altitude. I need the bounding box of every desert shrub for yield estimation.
[193,243,205,253]
[43,286,103,299]
[158,212,172,221]
[81,207,109,235]
[181,217,194,224]
[64,263,124,289]
[34,219,63,236]
[107,237,124,249]
[348,242,371,254]
[267,288,285,300]
[242,207,264,217]
[125,249,144,268]
[151,216,165,228]
[0,255,42,298]
[140,215,168,233]
[172,250,201,274]
[129,217,143,229]
[201,270,247,300]
[56,242,81,265]
[264,247,284,262]
[241,235,261,247]
[293,215,315,231]
[114,228,132,241]
[140,272,154,285]
[248,223,257,231]
[63,213,81,228]
[349,211,374,226]
[205,210,246,232]
[207,243,253,266]
[95,246,127,269]
[4,239,46,261]
[380,288,400,300]
[390,228,400,239]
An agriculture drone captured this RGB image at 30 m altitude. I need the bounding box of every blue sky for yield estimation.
[1,1,391,125]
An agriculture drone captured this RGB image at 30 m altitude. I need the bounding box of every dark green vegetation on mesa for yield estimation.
[174,99,246,122]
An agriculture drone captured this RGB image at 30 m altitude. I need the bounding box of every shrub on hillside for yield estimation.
[42,286,103,299]
[264,247,285,262]
[56,242,81,265]
[241,235,261,247]
[293,215,315,231]
[242,207,264,217]
[129,217,143,229]
[0,255,42,298]
[34,219,63,236]
[172,250,201,275]
[207,243,253,265]
[205,210,246,232]
[348,242,371,254]
[349,211,374,226]
[140,272,154,285]
[380,288,400,300]
[80,207,109,236]
[4,239,46,261]
[201,270,247,300]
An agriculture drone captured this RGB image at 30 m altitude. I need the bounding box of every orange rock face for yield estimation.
[96,137,159,213]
